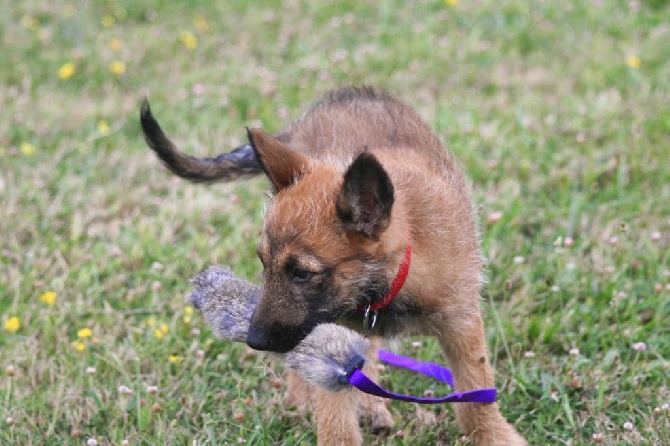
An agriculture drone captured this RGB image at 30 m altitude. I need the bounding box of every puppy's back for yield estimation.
[278,87,452,167]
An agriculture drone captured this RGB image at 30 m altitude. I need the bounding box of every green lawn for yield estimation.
[1,0,669,444]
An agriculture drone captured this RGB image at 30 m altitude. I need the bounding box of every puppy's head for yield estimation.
[245,129,399,352]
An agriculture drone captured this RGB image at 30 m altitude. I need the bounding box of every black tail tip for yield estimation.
[140,98,162,137]
[140,97,152,119]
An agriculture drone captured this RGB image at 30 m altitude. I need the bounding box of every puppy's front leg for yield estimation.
[315,387,362,446]
[437,306,527,446]
[357,335,394,433]
[284,369,311,415]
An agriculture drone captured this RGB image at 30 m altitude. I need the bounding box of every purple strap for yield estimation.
[378,349,455,386]
[345,349,497,404]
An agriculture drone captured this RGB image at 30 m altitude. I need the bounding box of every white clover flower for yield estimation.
[632,342,647,352]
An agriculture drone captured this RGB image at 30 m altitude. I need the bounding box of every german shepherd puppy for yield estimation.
[140,87,526,445]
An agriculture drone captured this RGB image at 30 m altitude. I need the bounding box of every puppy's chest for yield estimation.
[338,298,430,338]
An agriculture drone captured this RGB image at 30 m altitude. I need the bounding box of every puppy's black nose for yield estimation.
[246,327,271,351]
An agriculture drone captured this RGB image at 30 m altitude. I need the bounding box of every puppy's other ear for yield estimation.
[336,152,394,239]
[247,128,310,192]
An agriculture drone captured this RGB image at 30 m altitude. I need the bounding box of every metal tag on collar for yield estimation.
[362,304,378,331]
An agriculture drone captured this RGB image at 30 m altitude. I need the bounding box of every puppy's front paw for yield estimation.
[359,394,394,434]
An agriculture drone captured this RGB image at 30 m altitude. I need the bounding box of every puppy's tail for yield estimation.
[140,99,262,183]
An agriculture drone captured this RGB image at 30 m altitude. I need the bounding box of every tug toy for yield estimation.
[189,265,496,403]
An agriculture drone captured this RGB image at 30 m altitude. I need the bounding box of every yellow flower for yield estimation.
[626,55,641,69]
[184,305,194,315]
[183,315,192,325]
[72,341,86,352]
[180,31,197,49]
[108,38,122,52]
[102,15,115,28]
[445,0,459,5]
[40,291,57,305]
[57,62,76,80]
[77,327,93,338]
[194,16,209,32]
[109,61,126,76]
[153,323,168,339]
[169,354,183,364]
[146,316,156,327]
[4,316,20,333]
[20,142,36,156]
[20,15,39,30]
[97,120,111,136]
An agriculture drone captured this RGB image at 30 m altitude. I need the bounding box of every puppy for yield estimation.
[141,87,526,445]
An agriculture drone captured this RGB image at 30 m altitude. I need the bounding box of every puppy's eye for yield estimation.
[292,268,313,283]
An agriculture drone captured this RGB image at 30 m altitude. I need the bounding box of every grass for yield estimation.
[1,0,669,444]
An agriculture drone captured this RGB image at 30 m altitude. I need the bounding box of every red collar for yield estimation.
[363,236,412,312]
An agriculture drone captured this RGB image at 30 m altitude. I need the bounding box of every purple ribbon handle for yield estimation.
[378,349,455,386]
[345,349,497,404]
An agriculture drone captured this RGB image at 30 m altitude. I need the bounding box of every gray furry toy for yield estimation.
[189,265,369,392]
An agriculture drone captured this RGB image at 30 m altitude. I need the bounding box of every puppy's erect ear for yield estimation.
[247,128,310,192]
[336,152,394,239]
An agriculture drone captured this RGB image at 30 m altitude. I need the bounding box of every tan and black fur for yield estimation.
[141,87,526,445]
